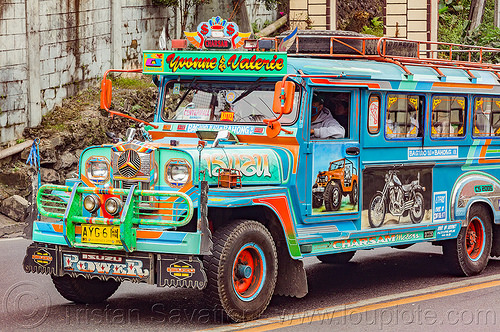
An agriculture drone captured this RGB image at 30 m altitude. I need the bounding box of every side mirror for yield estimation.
[272,81,295,115]
[100,78,112,110]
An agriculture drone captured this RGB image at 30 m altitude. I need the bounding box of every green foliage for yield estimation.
[252,19,272,34]
[439,0,500,62]
[111,78,154,90]
[361,17,384,37]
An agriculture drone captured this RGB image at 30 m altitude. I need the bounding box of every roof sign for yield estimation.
[184,16,251,50]
[143,51,287,77]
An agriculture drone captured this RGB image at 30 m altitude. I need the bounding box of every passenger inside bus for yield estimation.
[310,95,345,139]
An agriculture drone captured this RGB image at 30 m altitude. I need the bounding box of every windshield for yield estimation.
[329,160,344,171]
[161,80,299,124]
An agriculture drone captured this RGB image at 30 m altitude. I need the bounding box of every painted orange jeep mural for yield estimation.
[313,158,358,211]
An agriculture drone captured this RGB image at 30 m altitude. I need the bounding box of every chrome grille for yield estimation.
[117,150,141,178]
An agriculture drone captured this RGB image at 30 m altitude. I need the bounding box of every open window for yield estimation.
[385,94,424,139]
[311,92,350,139]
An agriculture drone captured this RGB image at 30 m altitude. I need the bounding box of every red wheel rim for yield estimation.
[232,244,264,300]
[466,217,484,260]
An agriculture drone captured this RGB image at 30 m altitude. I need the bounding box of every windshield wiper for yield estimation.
[231,77,264,105]
[173,78,198,113]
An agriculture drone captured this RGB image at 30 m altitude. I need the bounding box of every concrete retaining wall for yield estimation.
[0,0,273,145]
[0,0,171,144]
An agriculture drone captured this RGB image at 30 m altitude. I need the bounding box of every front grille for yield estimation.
[117,150,141,178]
[113,180,151,202]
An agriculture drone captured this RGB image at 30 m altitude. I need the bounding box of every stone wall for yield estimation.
[0,0,171,144]
[0,0,28,143]
[0,0,275,145]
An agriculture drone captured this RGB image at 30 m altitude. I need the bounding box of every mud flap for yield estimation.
[491,223,500,257]
[157,254,207,290]
[274,242,308,298]
[23,242,59,275]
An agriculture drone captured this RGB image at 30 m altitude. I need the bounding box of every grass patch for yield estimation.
[111,77,155,90]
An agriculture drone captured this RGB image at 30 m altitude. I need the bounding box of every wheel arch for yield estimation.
[208,205,300,259]
[207,204,308,298]
[451,171,500,224]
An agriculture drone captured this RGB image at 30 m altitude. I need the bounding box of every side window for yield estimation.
[473,97,500,137]
[431,95,466,138]
[368,94,381,134]
[311,92,350,139]
[386,94,424,139]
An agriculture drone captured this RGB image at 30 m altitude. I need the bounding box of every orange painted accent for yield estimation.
[478,139,500,164]
[310,78,381,89]
[253,196,296,240]
[136,230,163,239]
[150,131,197,139]
[52,224,63,233]
[80,174,94,187]
[432,82,494,89]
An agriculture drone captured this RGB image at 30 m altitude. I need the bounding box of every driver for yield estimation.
[310,95,345,139]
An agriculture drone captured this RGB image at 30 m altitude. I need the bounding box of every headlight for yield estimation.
[83,195,100,213]
[85,157,110,183]
[166,159,191,187]
[105,197,122,215]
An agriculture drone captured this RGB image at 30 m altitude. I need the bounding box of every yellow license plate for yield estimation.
[81,225,120,245]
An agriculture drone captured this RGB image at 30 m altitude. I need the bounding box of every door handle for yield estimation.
[346,147,360,156]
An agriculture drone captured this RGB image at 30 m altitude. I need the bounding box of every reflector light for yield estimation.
[171,39,187,49]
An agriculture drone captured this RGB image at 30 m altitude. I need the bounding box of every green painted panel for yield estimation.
[143,51,287,77]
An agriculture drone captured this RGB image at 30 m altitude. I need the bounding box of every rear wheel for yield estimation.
[51,275,120,304]
[324,181,342,211]
[317,251,355,264]
[203,220,278,322]
[410,191,424,223]
[443,205,492,276]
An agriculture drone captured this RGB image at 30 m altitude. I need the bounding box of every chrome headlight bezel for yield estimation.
[105,197,122,216]
[83,195,101,213]
[165,159,191,187]
[85,157,110,184]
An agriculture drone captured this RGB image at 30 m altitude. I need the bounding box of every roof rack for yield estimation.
[277,34,500,81]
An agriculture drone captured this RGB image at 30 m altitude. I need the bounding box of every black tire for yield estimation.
[203,220,278,322]
[51,275,120,304]
[278,30,364,54]
[324,181,342,211]
[368,193,386,228]
[410,191,424,223]
[317,251,355,264]
[312,184,323,209]
[443,205,492,276]
[349,181,358,205]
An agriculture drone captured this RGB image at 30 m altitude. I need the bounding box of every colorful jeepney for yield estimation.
[22,26,500,322]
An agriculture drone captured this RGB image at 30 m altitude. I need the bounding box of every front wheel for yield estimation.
[443,205,492,276]
[204,220,278,322]
[324,182,342,211]
[51,275,120,304]
[368,193,386,228]
[410,191,424,223]
[312,184,323,209]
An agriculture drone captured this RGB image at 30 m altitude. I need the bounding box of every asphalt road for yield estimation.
[2,238,500,331]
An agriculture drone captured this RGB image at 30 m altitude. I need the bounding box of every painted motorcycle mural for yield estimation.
[368,169,425,228]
